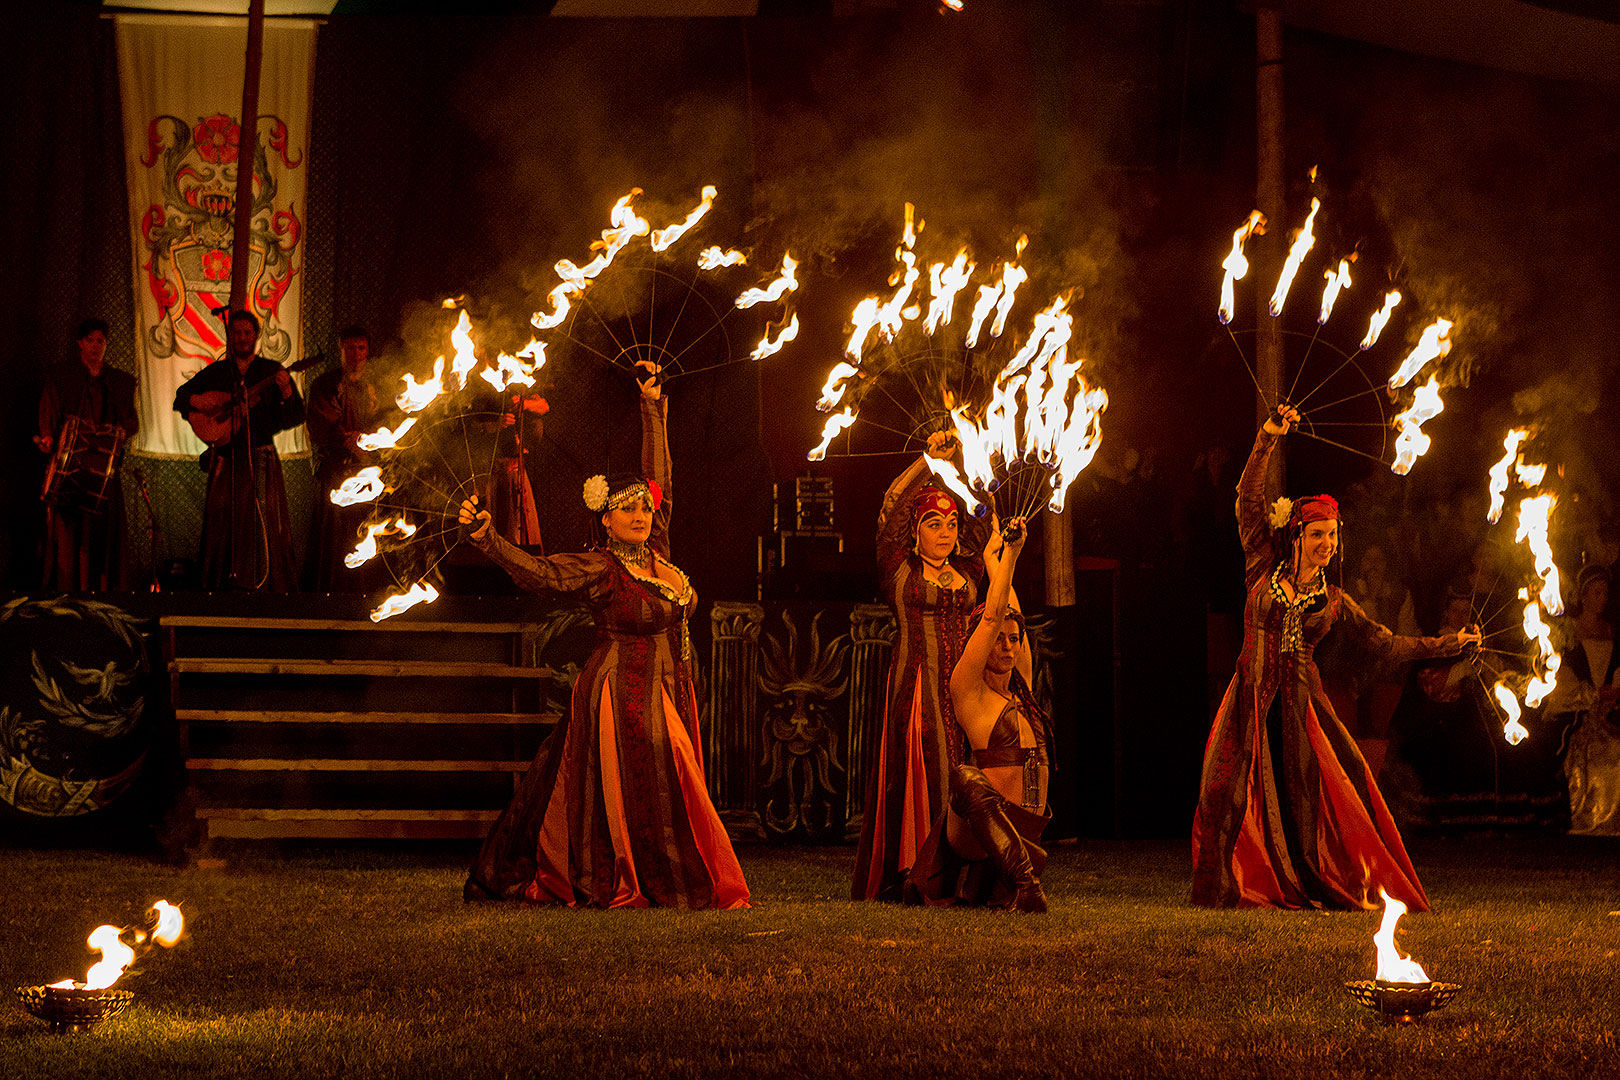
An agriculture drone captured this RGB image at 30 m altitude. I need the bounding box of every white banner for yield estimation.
[117,14,316,458]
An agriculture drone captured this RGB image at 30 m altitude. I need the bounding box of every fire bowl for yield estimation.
[1344,979,1461,1024]
[16,984,134,1034]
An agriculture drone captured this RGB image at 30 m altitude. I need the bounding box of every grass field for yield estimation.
[3,835,1617,1079]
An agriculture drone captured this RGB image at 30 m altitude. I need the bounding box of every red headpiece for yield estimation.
[1291,495,1339,525]
[912,486,958,529]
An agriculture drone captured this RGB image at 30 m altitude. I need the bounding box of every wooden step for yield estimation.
[186,758,530,772]
[160,615,541,634]
[171,659,551,678]
[196,807,502,840]
[177,709,554,725]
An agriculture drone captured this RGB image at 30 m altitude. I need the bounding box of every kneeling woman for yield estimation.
[1190,406,1478,911]
[461,369,749,909]
[905,516,1051,913]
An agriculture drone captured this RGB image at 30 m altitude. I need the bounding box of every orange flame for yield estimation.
[356,417,418,452]
[1372,888,1430,984]
[1521,591,1562,707]
[698,246,746,270]
[1515,459,1547,486]
[370,580,440,623]
[1515,493,1564,616]
[1268,197,1320,316]
[650,185,717,251]
[1318,257,1353,325]
[1360,290,1402,351]
[1390,375,1444,475]
[151,901,184,947]
[396,356,446,414]
[530,189,649,330]
[346,517,418,569]
[816,362,861,412]
[1387,317,1453,389]
[750,313,799,361]
[1218,210,1264,325]
[1493,682,1530,746]
[1486,428,1529,523]
[924,249,975,336]
[80,925,135,991]
[735,252,799,309]
[480,349,539,392]
[449,310,478,390]
[330,466,389,507]
[990,258,1028,338]
[965,281,1002,349]
[845,296,883,361]
[807,408,856,461]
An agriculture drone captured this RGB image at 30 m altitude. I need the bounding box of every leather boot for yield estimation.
[950,764,1047,913]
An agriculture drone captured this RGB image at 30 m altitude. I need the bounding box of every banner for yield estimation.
[117,14,316,458]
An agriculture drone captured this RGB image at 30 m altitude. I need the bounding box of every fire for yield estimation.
[990,256,1027,338]
[650,185,717,251]
[52,901,185,991]
[1486,428,1529,523]
[942,0,964,10]
[750,314,799,361]
[846,296,883,361]
[1360,290,1402,351]
[1493,682,1530,746]
[330,466,389,507]
[346,517,418,569]
[1218,210,1264,325]
[370,580,440,623]
[441,295,464,309]
[807,408,856,461]
[356,417,417,452]
[1268,197,1320,316]
[965,281,1002,348]
[924,249,975,335]
[735,252,799,309]
[1515,493,1564,615]
[151,901,184,947]
[816,362,861,412]
[449,309,478,390]
[698,246,746,270]
[1387,317,1453,390]
[480,349,540,392]
[1389,375,1444,475]
[1372,888,1430,984]
[530,281,577,331]
[530,188,650,330]
[1318,257,1353,325]
[396,356,446,413]
[1521,592,1562,707]
[1515,459,1546,486]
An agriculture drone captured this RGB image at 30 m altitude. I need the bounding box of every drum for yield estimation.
[42,416,126,515]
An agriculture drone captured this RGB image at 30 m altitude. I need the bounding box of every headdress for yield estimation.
[1290,494,1339,526]
[911,485,958,530]
[583,473,663,513]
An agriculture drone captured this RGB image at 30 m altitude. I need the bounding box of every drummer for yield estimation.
[36,318,139,591]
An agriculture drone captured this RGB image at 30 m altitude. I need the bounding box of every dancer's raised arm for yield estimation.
[635,361,673,560]
[1236,405,1295,591]
[952,517,1027,716]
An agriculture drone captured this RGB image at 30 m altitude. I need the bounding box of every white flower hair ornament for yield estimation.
[1269,497,1294,532]
[583,475,609,513]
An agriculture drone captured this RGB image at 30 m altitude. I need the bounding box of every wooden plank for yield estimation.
[204,818,495,840]
[186,758,530,772]
[160,615,541,633]
[176,709,556,725]
[170,659,552,678]
[199,808,502,821]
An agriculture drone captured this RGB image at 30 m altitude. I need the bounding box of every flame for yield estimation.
[396,356,446,414]
[346,517,418,569]
[816,362,861,412]
[530,281,577,331]
[1390,376,1444,476]
[531,189,650,329]
[1521,593,1562,707]
[1360,290,1402,351]
[650,185,717,251]
[846,296,883,361]
[698,246,746,270]
[1515,459,1546,486]
[1493,682,1530,746]
[1486,429,1529,523]
[735,252,799,309]
[1387,317,1454,389]
[82,925,135,991]
[449,310,478,390]
[330,466,389,507]
[441,295,464,309]
[876,249,920,339]
[356,417,417,452]
[1372,888,1430,984]
[942,0,964,10]
[990,258,1027,338]
[1515,493,1564,615]
[924,249,975,336]
[1318,257,1353,325]
[151,901,184,947]
[1218,210,1264,325]
[1268,197,1320,316]
[750,313,799,361]
[480,348,540,392]
[807,408,856,461]
[369,580,440,623]
[965,281,1002,348]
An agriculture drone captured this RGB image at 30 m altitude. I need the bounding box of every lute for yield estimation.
[186,353,322,446]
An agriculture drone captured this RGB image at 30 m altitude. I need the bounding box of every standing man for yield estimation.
[172,309,305,591]
[36,318,139,591]
[305,325,385,591]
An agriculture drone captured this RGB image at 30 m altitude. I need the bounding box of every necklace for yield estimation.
[609,537,650,568]
[920,554,956,589]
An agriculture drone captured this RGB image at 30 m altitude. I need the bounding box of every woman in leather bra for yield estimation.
[905,515,1052,913]
[458,364,749,909]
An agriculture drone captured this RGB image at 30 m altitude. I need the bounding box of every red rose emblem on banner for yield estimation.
[193,114,239,164]
[201,249,232,281]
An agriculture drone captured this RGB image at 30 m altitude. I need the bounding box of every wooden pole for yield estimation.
[1044,511,1076,606]
[228,0,265,314]
[1256,4,1286,487]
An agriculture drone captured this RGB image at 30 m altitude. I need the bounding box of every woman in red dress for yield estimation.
[852,432,992,900]
[461,369,748,909]
[1191,406,1478,910]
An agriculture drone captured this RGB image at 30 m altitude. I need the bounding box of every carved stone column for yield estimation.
[705,602,765,840]
[843,603,896,837]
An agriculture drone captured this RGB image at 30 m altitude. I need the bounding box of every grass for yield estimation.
[2,836,1618,1079]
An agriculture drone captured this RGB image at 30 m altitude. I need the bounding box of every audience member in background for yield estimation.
[306,326,385,592]
[1345,543,1420,737]
[1547,565,1620,835]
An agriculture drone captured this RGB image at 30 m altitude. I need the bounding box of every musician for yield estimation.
[305,326,385,591]
[172,309,305,591]
[35,318,138,591]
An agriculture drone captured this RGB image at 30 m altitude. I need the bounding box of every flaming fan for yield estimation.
[334,188,796,621]
[810,203,1108,523]
[1216,180,1459,477]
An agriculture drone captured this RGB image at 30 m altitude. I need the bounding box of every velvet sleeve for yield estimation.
[1336,590,1465,664]
[640,395,672,560]
[473,529,612,601]
[1237,427,1280,593]
[876,456,931,588]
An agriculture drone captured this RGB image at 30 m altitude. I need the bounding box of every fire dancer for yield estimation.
[173,309,305,591]
[1191,405,1479,911]
[851,431,995,901]
[904,516,1051,913]
[306,326,385,591]
[460,363,748,909]
[36,318,138,591]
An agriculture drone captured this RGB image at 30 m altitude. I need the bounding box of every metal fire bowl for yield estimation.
[16,985,135,1033]
[1344,979,1461,1024]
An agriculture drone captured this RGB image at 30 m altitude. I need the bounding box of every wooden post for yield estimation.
[1044,511,1076,607]
[228,0,265,314]
[1256,4,1286,488]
